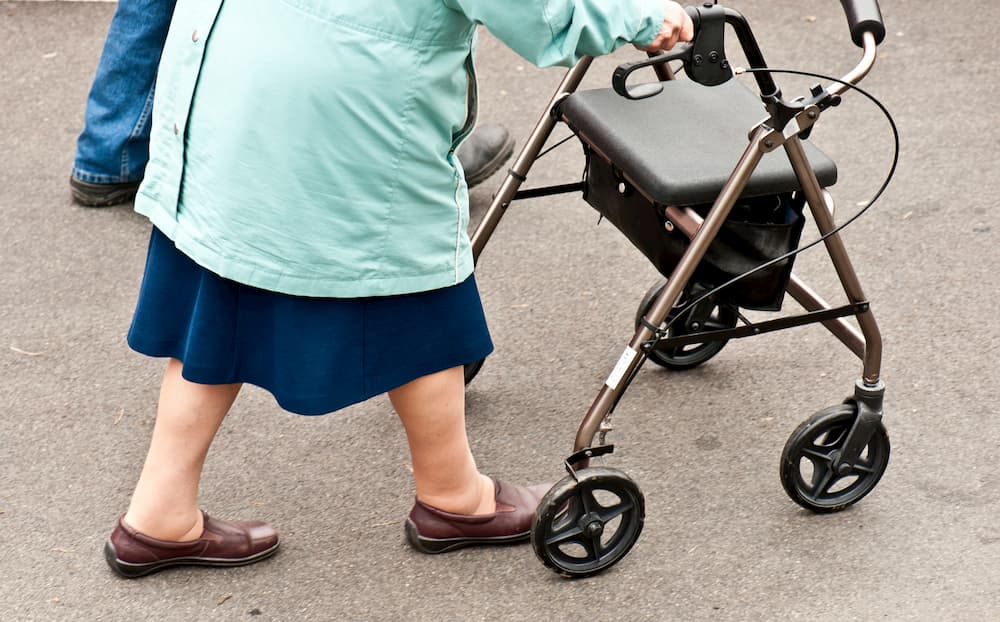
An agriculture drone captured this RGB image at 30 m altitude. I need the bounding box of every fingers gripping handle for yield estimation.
[612,3,730,99]
[840,0,886,47]
[684,4,701,31]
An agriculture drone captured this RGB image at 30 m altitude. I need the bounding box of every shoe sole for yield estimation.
[104,539,280,578]
[463,134,516,189]
[404,518,530,554]
[69,176,140,208]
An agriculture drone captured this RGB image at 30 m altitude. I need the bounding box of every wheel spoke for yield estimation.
[597,499,634,523]
[808,465,836,500]
[543,495,586,547]
[579,487,599,515]
[850,462,876,475]
[801,446,835,464]
[581,534,605,560]
[544,522,585,547]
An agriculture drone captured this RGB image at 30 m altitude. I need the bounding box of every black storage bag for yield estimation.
[584,151,806,311]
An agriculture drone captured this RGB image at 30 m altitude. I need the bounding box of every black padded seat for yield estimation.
[558,78,838,206]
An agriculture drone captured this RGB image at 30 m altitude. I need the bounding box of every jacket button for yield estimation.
[173,123,180,135]
[192,29,200,43]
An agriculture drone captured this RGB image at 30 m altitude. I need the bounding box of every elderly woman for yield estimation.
[104,0,692,577]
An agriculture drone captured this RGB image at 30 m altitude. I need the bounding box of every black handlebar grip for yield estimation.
[839,0,886,47]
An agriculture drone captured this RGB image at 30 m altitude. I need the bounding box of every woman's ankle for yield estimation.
[417,473,496,516]
[122,507,204,542]
[472,474,496,515]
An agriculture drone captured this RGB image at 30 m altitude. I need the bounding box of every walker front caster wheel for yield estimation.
[531,467,645,578]
[780,403,890,513]
[635,279,738,371]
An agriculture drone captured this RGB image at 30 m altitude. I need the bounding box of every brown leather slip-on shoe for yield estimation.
[405,478,550,554]
[104,512,279,578]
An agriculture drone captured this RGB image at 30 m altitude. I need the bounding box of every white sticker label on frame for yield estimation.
[605,346,638,390]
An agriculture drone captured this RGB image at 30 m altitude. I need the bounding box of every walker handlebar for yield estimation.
[614,1,884,100]
[839,0,886,47]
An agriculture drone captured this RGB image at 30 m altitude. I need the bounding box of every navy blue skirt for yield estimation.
[127,228,493,415]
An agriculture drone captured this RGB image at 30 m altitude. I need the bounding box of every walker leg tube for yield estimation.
[571,128,769,464]
[784,136,882,384]
[785,274,866,359]
[471,57,594,262]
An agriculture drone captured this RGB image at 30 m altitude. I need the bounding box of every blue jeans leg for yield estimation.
[72,0,177,184]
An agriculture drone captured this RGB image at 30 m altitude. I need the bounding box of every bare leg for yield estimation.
[388,366,495,516]
[123,358,241,541]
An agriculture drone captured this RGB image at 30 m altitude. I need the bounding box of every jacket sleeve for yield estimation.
[442,0,666,68]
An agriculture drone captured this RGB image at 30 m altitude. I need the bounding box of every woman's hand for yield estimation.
[637,1,695,52]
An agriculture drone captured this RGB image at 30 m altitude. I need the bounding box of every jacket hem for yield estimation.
[136,206,474,299]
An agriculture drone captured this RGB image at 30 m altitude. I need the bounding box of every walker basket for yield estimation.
[583,152,806,311]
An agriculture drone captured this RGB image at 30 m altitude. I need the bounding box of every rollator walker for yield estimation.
[468,0,892,577]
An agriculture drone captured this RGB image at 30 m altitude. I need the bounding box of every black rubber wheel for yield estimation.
[634,279,738,371]
[780,403,890,513]
[531,467,645,578]
[463,358,485,385]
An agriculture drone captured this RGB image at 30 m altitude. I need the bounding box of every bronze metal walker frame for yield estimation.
[468,1,892,577]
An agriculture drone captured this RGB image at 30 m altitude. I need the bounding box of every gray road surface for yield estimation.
[3,1,999,620]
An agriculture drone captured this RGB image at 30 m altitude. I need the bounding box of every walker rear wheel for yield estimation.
[780,403,890,513]
[532,467,645,578]
[635,279,738,371]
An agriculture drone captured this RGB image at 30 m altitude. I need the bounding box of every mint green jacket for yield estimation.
[135,0,665,297]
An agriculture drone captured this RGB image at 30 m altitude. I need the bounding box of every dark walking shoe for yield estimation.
[69,176,141,207]
[457,124,515,189]
[104,512,280,578]
[405,478,549,554]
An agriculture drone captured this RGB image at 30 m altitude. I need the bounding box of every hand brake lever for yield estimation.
[612,3,733,100]
[612,44,693,100]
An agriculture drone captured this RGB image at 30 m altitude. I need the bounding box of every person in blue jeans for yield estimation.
[69,0,515,207]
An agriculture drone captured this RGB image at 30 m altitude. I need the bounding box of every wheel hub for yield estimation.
[580,512,605,538]
[829,450,853,476]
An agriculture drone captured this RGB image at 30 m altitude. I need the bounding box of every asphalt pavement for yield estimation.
[3,1,1000,620]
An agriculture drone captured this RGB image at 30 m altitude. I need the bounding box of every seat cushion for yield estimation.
[558,78,837,206]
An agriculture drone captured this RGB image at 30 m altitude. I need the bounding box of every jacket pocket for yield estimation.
[450,49,479,152]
